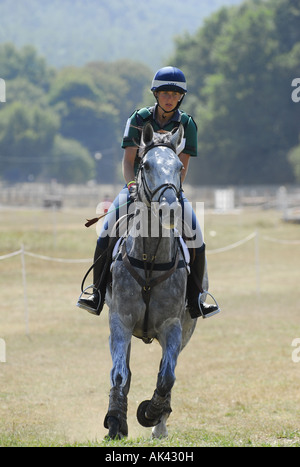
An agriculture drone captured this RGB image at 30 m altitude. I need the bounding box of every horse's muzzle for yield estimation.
[158,188,181,230]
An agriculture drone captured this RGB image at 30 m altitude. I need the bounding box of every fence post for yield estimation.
[254,231,261,296]
[21,244,30,336]
[0,338,6,363]
[0,78,5,103]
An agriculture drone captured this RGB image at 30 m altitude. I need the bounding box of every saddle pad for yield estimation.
[112,237,122,259]
[179,236,190,265]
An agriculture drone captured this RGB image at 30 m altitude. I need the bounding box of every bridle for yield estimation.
[122,142,184,343]
[136,143,182,206]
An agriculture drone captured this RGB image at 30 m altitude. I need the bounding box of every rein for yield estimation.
[139,169,180,206]
[121,142,183,343]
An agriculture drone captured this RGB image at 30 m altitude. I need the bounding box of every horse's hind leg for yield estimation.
[104,313,132,439]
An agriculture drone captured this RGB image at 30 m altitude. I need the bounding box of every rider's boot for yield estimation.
[186,244,220,319]
[77,244,107,315]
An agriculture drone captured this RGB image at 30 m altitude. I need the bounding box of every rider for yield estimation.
[77,66,219,319]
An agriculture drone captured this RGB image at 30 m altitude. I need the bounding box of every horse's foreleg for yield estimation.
[152,408,171,439]
[104,313,132,439]
[156,318,182,396]
[137,319,182,434]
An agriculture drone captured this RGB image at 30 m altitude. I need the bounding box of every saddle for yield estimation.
[81,213,196,292]
[80,213,197,343]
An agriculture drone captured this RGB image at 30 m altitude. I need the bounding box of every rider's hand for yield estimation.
[127,181,137,201]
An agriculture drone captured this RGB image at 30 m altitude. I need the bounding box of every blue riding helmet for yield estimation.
[151,66,187,95]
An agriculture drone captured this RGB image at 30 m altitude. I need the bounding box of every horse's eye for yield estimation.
[143,161,150,171]
[178,162,184,172]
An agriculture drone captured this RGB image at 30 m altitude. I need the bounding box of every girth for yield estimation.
[121,241,181,344]
[116,251,186,271]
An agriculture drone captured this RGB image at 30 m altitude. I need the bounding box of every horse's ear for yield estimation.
[142,122,154,146]
[170,124,184,150]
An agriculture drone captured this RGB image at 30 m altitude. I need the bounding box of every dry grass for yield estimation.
[0,206,299,446]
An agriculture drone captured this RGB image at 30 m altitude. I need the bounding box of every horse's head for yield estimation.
[136,123,184,229]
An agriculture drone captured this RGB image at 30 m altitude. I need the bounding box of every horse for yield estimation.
[103,123,199,439]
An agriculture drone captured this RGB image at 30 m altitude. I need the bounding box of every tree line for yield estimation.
[0,0,299,186]
[0,0,242,69]
[0,43,152,183]
[172,0,300,185]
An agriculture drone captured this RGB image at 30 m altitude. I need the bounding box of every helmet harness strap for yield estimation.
[154,93,185,118]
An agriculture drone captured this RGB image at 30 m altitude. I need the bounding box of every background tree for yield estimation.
[51,135,95,184]
[0,44,152,183]
[172,0,300,185]
[1,0,299,186]
[0,102,59,181]
[48,61,151,182]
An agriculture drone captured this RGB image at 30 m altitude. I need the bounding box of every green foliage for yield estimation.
[49,66,116,152]
[0,44,152,183]
[0,43,54,88]
[0,0,299,185]
[0,0,243,69]
[288,144,300,182]
[51,135,95,184]
[0,101,59,181]
[172,0,300,185]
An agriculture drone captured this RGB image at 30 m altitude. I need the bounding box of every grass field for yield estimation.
[0,205,299,447]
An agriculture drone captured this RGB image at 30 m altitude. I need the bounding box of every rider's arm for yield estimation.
[122,146,137,185]
[178,152,190,183]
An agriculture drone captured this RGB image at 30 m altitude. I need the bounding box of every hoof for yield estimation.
[105,416,123,440]
[136,400,161,428]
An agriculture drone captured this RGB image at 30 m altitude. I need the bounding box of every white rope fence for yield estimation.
[261,236,300,245]
[23,251,91,263]
[0,249,91,263]
[1,233,299,262]
[1,233,299,335]
[0,249,23,261]
[0,245,91,336]
[206,231,262,297]
[206,232,257,254]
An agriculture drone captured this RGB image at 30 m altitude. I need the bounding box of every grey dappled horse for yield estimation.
[104,123,198,439]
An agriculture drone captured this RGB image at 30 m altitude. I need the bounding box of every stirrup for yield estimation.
[198,291,221,319]
[76,285,101,315]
